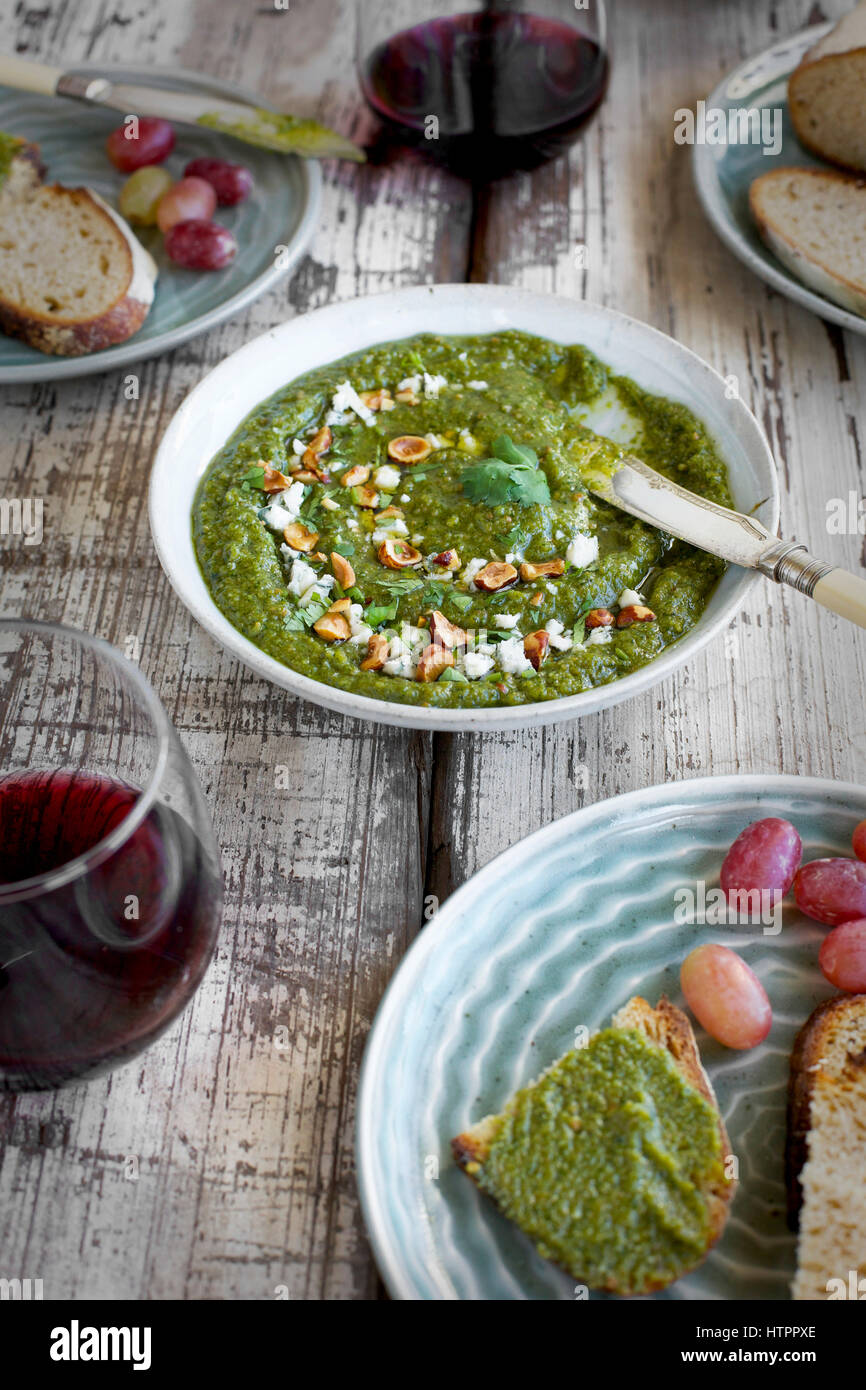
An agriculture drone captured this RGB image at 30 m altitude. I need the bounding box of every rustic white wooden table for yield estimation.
[0,0,862,1300]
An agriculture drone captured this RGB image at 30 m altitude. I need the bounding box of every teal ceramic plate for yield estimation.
[0,65,321,382]
[357,774,865,1300]
[693,23,866,336]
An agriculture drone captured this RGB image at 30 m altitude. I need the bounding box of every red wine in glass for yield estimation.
[360,10,609,178]
[0,769,220,1089]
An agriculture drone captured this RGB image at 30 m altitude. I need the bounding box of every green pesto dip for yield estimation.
[474,1028,726,1292]
[193,330,731,710]
[0,131,23,187]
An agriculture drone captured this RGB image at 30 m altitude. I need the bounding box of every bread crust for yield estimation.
[0,183,157,357]
[749,167,866,318]
[789,48,866,173]
[452,995,736,1294]
[786,993,866,1231]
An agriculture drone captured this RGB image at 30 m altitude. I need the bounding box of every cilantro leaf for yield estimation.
[365,600,399,628]
[240,464,266,492]
[491,435,538,469]
[460,434,551,508]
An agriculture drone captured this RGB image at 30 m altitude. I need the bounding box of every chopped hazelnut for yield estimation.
[331,552,356,589]
[416,643,454,682]
[341,464,371,488]
[378,537,423,569]
[473,561,518,593]
[360,633,389,670]
[387,435,432,465]
[302,426,332,469]
[431,548,461,571]
[585,608,615,629]
[313,612,350,642]
[523,630,550,670]
[616,604,657,628]
[262,463,293,492]
[519,558,565,582]
[427,610,467,650]
[283,522,319,552]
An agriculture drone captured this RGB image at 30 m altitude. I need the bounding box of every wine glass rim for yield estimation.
[0,618,172,904]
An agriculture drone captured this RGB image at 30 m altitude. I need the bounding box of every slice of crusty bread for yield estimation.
[787,994,866,1301]
[789,4,866,172]
[0,135,44,201]
[750,167,866,317]
[0,138,156,357]
[452,996,735,1294]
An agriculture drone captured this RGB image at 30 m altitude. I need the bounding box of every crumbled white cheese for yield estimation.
[284,556,334,608]
[497,637,532,675]
[457,428,481,454]
[372,518,409,543]
[565,532,600,569]
[261,480,305,530]
[347,604,373,646]
[400,493,411,503]
[423,372,448,398]
[462,557,488,588]
[325,408,353,428]
[382,633,418,679]
[331,380,376,426]
[545,618,573,652]
[618,588,644,608]
[458,351,468,362]
[467,379,489,390]
[424,432,447,450]
[373,464,402,491]
[586,626,612,646]
[397,374,421,394]
[286,556,318,598]
[292,438,306,456]
[494,614,519,630]
[462,650,495,679]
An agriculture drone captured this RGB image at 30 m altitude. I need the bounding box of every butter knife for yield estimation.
[587,453,866,629]
[0,54,364,161]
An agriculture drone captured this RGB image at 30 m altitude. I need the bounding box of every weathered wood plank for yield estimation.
[0,0,466,1300]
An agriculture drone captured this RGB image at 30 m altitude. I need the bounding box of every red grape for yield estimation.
[720,817,801,910]
[183,157,254,206]
[853,821,866,863]
[106,117,175,173]
[156,177,217,233]
[680,944,772,1050]
[164,221,238,270]
[819,918,866,992]
[793,857,866,926]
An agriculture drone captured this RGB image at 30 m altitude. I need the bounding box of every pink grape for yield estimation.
[106,118,175,173]
[164,221,238,270]
[680,944,772,1050]
[720,818,801,909]
[819,918,866,992]
[183,157,253,206]
[853,821,866,863]
[793,857,866,926]
[156,177,217,233]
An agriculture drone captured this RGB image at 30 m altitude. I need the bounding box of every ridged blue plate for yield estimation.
[0,65,321,382]
[693,23,866,336]
[357,775,866,1300]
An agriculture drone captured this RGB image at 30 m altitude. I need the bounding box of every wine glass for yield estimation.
[0,620,223,1090]
[356,0,609,179]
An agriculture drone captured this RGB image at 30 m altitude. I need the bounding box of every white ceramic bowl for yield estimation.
[148,284,779,731]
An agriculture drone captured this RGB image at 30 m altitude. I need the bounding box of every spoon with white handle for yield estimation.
[587,454,866,628]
